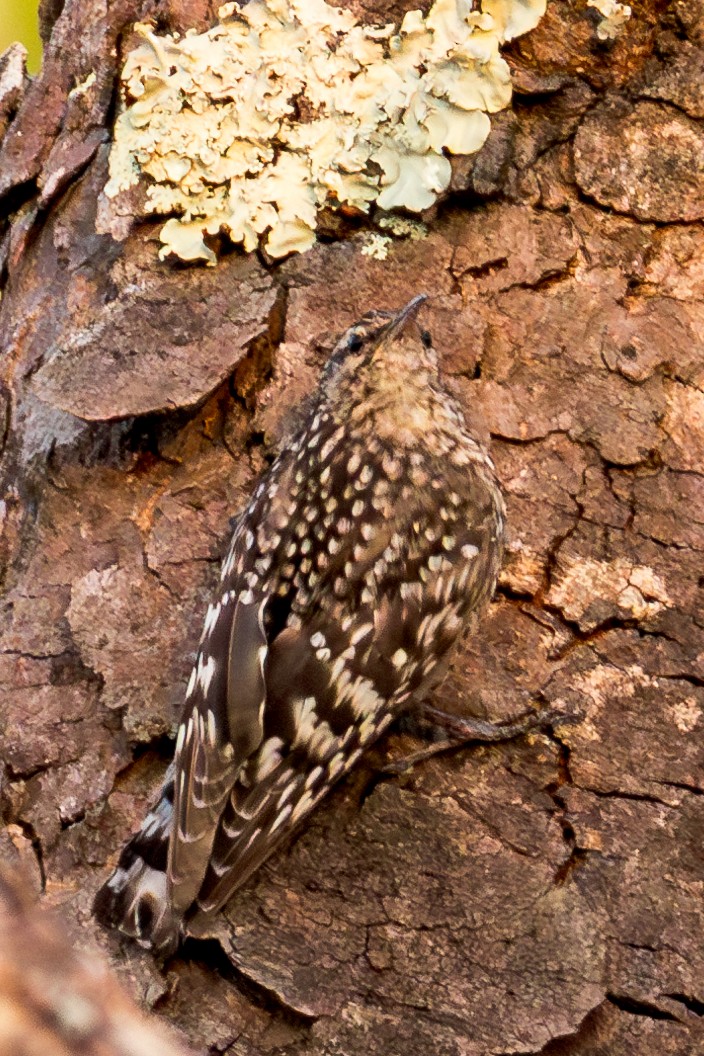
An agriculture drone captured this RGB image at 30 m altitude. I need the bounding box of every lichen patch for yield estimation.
[587,0,631,41]
[668,697,702,735]
[106,0,546,263]
[547,557,671,630]
[361,233,393,260]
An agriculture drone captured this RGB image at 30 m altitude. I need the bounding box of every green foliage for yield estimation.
[0,0,42,73]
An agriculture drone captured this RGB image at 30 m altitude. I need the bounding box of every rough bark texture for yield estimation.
[1,2,703,1054]
[0,858,195,1055]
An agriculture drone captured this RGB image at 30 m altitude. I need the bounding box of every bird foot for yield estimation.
[384,704,571,774]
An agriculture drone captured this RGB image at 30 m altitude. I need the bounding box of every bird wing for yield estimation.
[365,458,504,701]
[168,588,269,915]
[188,458,503,921]
[191,617,390,919]
[94,456,298,952]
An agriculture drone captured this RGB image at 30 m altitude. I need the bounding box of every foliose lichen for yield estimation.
[586,0,631,41]
[106,0,547,263]
[361,233,393,259]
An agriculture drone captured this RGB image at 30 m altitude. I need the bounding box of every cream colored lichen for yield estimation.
[668,697,702,735]
[566,662,657,715]
[378,216,428,240]
[549,556,671,629]
[0,42,27,100]
[69,70,97,100]
[361,233,393,259]
[362,216,429,256]
[106,0,547,262]
[587,0,631,40]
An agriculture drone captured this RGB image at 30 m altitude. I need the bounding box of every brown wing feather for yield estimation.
[168,587,269,915]
[186,462,501,923]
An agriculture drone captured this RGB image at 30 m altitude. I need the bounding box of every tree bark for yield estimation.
[0,857,195,1055]
[1,2,703,1054]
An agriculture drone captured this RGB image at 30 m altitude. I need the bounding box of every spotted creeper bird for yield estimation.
[95,295,512,956]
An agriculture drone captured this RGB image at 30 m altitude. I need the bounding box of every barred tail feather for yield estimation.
[93,769,181,958]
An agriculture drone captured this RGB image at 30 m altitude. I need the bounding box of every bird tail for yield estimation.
[93,766,181,958]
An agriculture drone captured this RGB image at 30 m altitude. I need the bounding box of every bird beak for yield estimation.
[386,294,428,338]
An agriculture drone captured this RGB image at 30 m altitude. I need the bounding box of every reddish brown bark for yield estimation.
[1,2,702,1054]
[0,857,194,1055]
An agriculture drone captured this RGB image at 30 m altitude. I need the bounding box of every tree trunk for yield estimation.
[1,2,702,1054]
[0,858,194,1055]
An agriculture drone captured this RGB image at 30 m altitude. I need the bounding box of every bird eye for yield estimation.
[348,332,364,352]
[421,330,432,349]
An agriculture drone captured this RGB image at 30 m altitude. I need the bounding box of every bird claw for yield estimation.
[383,704,578,774]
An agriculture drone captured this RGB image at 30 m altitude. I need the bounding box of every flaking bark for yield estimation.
[0,2,702,1054]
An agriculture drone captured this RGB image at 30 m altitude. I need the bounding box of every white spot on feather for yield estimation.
[197,654,216,694]
[203,601,221,637]
[321,430,343,461]
[348,675,380,719]
[307,720,337,760]
[277,781,297,809]
[350,623,373,646]
[305,765,324,789]
[392,648,408,668]
[255,737,285,780]
[185,667,197,698]
[291,789,314,822]
[269,803,293,834]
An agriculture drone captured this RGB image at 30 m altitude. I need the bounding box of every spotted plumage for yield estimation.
[94,295,505,956]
